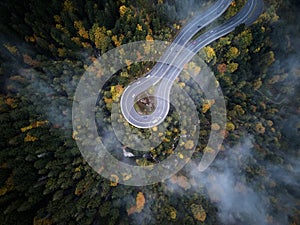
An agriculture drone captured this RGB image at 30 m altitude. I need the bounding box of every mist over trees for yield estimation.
[0,0,299,224]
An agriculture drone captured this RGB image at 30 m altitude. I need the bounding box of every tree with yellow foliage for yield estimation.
[227,62,239,73]
[74,21,89,39]
[127,192,146,215]
[119,5,129,17]
[225,46,240,62]
[191,204,207,222]
[89,24,110,54]
[201,46,216,64]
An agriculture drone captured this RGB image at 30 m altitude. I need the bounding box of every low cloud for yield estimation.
[164,134,299,224]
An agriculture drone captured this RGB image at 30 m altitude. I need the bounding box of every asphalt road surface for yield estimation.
[120,0,264,128]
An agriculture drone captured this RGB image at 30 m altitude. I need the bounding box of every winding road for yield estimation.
[120,0,264,128]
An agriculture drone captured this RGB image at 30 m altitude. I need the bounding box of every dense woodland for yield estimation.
[0,0,299,224]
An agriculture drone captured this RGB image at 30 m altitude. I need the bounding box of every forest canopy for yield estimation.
[0,0,299,224]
